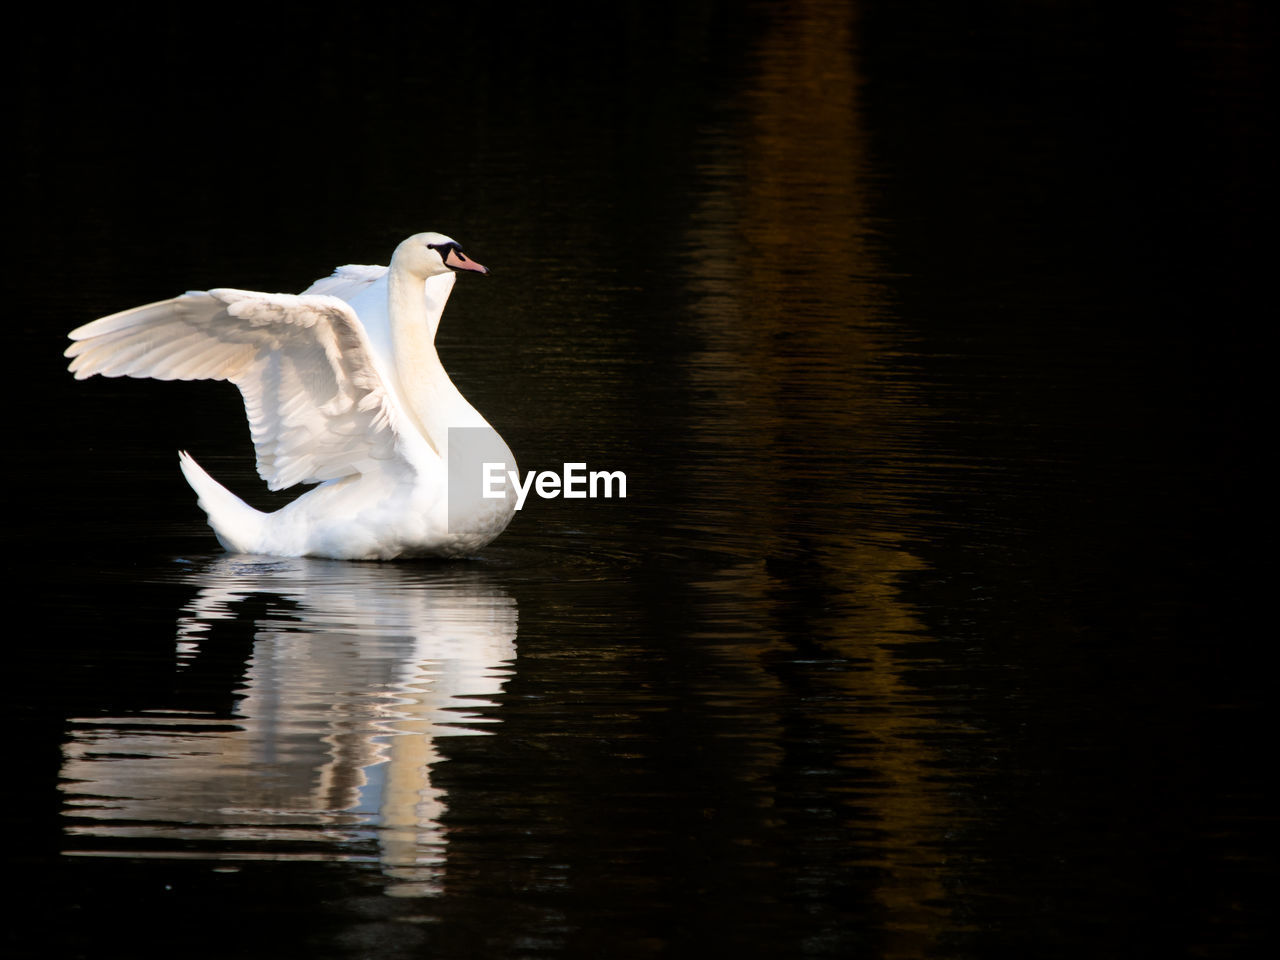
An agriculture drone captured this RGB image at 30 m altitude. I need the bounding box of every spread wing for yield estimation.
[65,288,406,490]
[300,263,387,300]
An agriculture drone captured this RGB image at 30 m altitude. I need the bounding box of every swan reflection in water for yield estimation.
[60,556,518,897]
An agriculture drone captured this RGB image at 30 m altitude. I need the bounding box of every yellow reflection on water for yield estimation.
[680,1,958,952]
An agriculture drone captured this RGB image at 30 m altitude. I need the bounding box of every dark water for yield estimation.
[9,2,1270,957]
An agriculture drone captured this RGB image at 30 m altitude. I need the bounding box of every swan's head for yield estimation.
[393,232,490,279]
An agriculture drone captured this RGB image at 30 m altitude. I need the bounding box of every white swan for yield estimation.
[65,233,518,560]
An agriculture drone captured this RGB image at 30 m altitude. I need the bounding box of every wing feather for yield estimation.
[301,264,388,300]
[65,289,404,490]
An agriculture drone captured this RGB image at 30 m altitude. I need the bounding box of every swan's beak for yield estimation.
[446,248,489,275]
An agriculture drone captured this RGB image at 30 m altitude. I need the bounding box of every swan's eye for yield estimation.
[428,241,461,260]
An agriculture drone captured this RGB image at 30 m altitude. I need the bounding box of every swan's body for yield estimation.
[65,233,517,560]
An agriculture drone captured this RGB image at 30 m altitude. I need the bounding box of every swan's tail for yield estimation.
[178,451,265,553]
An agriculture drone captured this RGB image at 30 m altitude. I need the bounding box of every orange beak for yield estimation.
[445,248,489,274]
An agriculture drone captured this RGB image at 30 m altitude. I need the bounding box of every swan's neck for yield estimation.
[387,267,480,454]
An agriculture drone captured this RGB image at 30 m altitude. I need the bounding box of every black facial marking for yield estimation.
[427,241,462,259]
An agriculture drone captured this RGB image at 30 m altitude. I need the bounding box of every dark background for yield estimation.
[8,2,1272,957]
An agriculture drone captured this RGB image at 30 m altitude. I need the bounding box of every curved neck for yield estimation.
[387,267,479,454]
[387,265,441,356]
